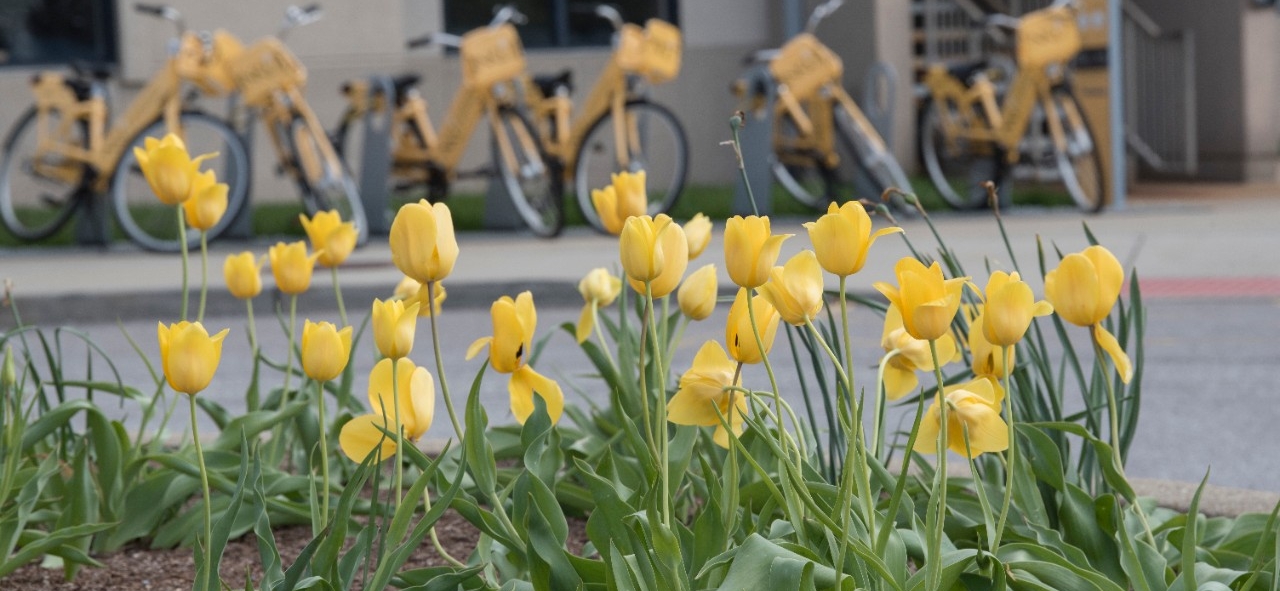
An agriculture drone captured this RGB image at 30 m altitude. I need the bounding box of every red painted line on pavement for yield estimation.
[1129,277,1280,299]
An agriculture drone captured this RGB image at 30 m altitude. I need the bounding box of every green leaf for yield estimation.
[711,534,852,591]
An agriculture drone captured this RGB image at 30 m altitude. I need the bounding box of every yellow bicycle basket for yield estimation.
[1016,6,1082,69]
[641,19,682,84]
[460,24,527,89]
[769,33,842,101]
[225,38,307,107]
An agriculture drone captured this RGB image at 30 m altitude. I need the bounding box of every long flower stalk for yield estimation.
[188,395,213,587]
[427,282,464,437]
[197,231,209,322]
[178,208,190,321]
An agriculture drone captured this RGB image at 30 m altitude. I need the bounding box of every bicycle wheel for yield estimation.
[771,110,836,209]
[833,103,915,213]
[0,107,86,241]
[918,101,1003,210]
[111,112,250,252]
[289,115,369,243]
[573,100,688,232]
[491,106,562,238]
[1048,88,1105,213]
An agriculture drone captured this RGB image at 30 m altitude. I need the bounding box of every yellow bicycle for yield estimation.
[917,0,1104,211]
[522,4,688,233]
[332,6,561,236]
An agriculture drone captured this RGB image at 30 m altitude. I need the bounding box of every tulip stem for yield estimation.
[991,345,1015,553]
[197,231,209,323]
[245,299,260,411]
[872,350,901,460]
[316,379,331,525]
[636,292,660,465]
[392,361,404,507]
[592,305,618,370]
[746,294,801,462]
[644,282,671,529]
[331,267,348,328]
[427,281,464,438]
[925,339,950,591]
[1093,331,1157,545]
[271,295,298,464]
[188,394,214,588]
[423,488,466,567]
[178,207,190,321]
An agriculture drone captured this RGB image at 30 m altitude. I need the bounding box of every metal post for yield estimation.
[223,93,255,239]
[358,76,396,234]
[1108,0,1127,209]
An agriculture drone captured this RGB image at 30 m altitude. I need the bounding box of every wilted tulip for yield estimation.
[667,340,747,448]
[158,321,228,395]
[1045,246,1131,382]
[914,377,1009,459]
[509,365,564,425]
[390,200,459,284]
[339,358,436,462]
[880,305,960,400]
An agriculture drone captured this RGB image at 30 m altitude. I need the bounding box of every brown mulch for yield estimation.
[5,511,589,591]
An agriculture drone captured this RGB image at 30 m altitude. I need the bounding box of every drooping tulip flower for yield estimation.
[390,200,458,284]
[725,288,780,365]
[339,358,435,462]
[182,170,228,231]
[678,264,718,321]
[301,320,353,382]
[627,215,687,298]
[914,377,1009,459]
[873,257,969,341]
[667,340,747,448]
[301,210,358,268]
[223,252,264,299]
[619,215,668,283]
[467,291,537,374]
[803,201,901,277]
[684,213,713,260]
[1044,246,1132,382]
[724,215,791,289]
[880,305,960,400]
[371,298,420,360]
[268,241,319,295]
[157,321,228,395]
[982,271,1052,347]
[133,134,216,205]
[576,268,622,344]
[758,250,825,326]
[509,365,564,425]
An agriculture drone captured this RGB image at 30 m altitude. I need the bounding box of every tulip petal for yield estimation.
[1093,324,1133,383]
[882,362,919,401]
[466,336,492,361]
[509,366,563,425]
[339,414,397,463]
[913,399,942,454]
[576,304,595,345]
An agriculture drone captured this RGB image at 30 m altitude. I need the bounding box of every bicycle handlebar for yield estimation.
[135,3,185,34]
[804,0,844,34]
[406,32,461,50]
[280,4,323,38]
[490,4,528,27]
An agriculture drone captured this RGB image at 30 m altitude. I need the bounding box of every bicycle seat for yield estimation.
[947,60,990,83]
[532,70,573,97]
[392,74,421,96]
[71,61,113,81]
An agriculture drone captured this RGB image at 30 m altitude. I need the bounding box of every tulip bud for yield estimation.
[268,241,319,295]
[182,170,228,231]
[677,264,718,320]
[627,215,687,298]
[1044,246,1123,327]
[683,213,713,260]
[371,298,419,360]
[758,250,825,326]
[224,252,265,300]
[724,215,791,289]
[981,271,1052,347]
[390,200,459,284]
[578,268,622,308]
[158,321,229,396]
[619,215,667,283]
[301,320,353,382]
[300,210,358,268]
[132,134,215,205]
[611,170,647,220]
[802,202,901,277]
[725,288,780,364]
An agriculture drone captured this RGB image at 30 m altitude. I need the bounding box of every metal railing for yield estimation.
[1123,2,1197,175]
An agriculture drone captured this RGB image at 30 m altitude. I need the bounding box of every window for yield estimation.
[0,0,116,66]
[445,0,678,49]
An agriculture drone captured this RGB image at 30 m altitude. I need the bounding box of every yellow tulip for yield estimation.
[340,358,436,462]
[612,170,647,218]
[981,271,1052,347]
[1044,246,1132,382]
[667,340,747,448]
[223,252,264,299]
[627,215,687,298]
[880,305,960,400]
[576,268,622,344]
[684,213,713,260]
[619,215,668,283]
[337,414,399,463]
[509,365,564,425]
[157,321,229,395]
[371,298,420,360]
[268,241,319,295]
[873,257,969,341]
[967,312,1014,378]
[677,264,718,321]
[392,277,446,316]
[390,200,459,284]
[181,170,228,231]
[300,210,358,268]
[803,201,902,277]
[132,133,215,205]
[301,320,353,382]
[758,250,825,326]
[914,377,1009,459]
[724,215,792,289]
[591,180,645,236]
[466,291,537,374]
[725,288,780,365]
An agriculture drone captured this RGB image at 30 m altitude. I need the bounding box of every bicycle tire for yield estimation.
[573,100,688,232]
[491,105,563,238]
[1048,88,1105,213]
[111,112,250,252]
[834,104,915,213]
[771,109,836,209]
[0,107,86,241]
[288,115,369,244]
[917,100,1003,210]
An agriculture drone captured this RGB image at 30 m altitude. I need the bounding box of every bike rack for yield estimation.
[856,61,896,199]
[73,189,111,246]
[224,93,255,239]
[355,76,396,235]
[730,64,778,216]
[481,165,529,231]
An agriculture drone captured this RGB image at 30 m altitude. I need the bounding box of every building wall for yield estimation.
[1240,6,1280,182]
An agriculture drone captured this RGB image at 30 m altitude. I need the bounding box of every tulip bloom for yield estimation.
[724,215,792,289]
[301,210,358,268]
[372,298,420,360]
[612,170,647,217]
[678,264,718,321]
[684,213,713,260]
[133,134,215,205]
[466,292,563,424]
[223,252,264,299]
[509,365,565,425]
[880,305,960,400]
[158,321,229,395]
[576,268,622,344]
[591,175,646,235]
[725,288,780,365]
[1045,246,1132,382]
[804,202,901,277]
[619,215,669,283]
[627,216,687,298]
[301,320,353,382]
[982,271,1052,347]
[758,250,825,326]
[181,170,228,231]
[967,312,1014,378]
[914,377,1009,459]
[398,279,446,317]
[667,340,747,448]
[390,200,459,284]
[339,358,435,462]
[268,241,319,295]
[873,257,969,341]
